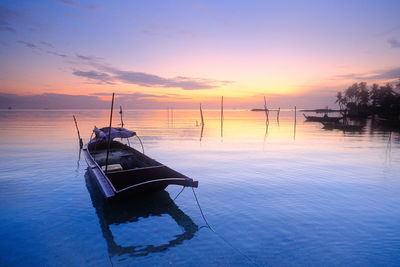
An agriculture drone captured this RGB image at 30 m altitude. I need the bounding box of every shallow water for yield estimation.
[0,109,399,266]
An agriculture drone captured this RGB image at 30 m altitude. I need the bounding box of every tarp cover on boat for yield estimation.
[90,127,136,143]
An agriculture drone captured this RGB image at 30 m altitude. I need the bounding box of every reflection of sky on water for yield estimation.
[0,109,399,266]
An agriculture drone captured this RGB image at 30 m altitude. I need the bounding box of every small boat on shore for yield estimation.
[83,127,198,200]
[303,114,343,123]
[321,122,364,131]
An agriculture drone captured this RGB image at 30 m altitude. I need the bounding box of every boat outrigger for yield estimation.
[83,127,198,200]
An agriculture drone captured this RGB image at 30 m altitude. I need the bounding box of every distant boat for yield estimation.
[303,114,343,123]
[83,127,198,200]
[321,122,364,131]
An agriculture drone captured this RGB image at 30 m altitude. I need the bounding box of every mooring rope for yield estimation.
[191,187,214,232]
[135,135,145,154]
[191,187,259,267]
[173,186,186,202]
[160,186,186,208]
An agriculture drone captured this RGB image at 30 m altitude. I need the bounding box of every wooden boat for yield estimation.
[321,122,364,131]
[83,127,198,200]
[303,114,343,122]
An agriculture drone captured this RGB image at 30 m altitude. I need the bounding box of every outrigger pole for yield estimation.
[105,93,115,173]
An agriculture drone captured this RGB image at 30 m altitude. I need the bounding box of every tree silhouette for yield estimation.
[336,79,400,120]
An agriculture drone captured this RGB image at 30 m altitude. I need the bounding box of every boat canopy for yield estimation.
[91,127,136,143]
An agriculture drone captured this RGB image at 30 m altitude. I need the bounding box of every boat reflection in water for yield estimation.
[85,172,199,258]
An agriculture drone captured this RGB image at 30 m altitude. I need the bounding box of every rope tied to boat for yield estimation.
[191,187,214,232]
[190,187,259,267]
[135,135,145,154]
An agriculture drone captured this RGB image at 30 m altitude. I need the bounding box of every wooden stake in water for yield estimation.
[73,115,83,149]
[119,106,124,128]
[167,106,170,126]
[221,96,224,137]
[200,103,205,126]
[171,106,174,127]
[277,107,280,122]
[294,106,297,140]
[105,93,115,173]
[263,96,269,124]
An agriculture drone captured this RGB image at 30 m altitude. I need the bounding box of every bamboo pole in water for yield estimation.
[73,115,83,149]
[263,96,269,123]
[200,103,204,126]
[294,106,297,140]
[277,107,280,122]
[171,106,173,127]
[221,96,224,137]
[167,106,170,126]
[105,93,115,173]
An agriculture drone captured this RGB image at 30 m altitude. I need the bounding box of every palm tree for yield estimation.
[335,91,345,111]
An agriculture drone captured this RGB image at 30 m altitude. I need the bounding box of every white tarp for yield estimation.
[91,127,136,143]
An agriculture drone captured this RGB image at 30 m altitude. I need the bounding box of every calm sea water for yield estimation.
[0,109,399,266]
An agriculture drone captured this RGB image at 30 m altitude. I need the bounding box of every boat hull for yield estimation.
[83,141,198,200]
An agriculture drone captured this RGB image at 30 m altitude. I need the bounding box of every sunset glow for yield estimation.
[1,0,399,109]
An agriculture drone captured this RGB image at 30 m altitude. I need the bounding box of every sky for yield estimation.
[0,0,399,109]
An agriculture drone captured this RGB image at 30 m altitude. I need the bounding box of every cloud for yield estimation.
[57,0,99,11]
[17,40,70,59]
[334,66,400,81]
[93,92,162,98]
[47,51,67,58]
[0,25,15,33]
[76,54,96,60]
[388,38,400,48]
[71,57,230,90]
[374,25,400,37]
[17,40,38,49]
[41,41,54,48]
[71,53,232,90]
[0,93,107,109]
[72,70,113,84]
[0,92,180,109]
[0,4,18,33]
[111,69,219,90]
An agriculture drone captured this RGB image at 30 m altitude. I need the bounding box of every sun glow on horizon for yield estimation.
[0,1,399,109]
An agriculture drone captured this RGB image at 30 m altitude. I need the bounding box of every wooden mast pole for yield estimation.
[105,93,115,173]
